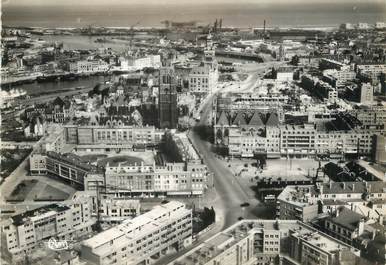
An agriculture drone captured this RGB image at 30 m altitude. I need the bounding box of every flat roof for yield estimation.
[82,201,188,254]
[11,203,70,226]
[277,185,317,207]
[170,219,356,265]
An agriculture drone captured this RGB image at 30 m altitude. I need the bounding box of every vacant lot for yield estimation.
[6,179,38,202]
[34,184,69,201]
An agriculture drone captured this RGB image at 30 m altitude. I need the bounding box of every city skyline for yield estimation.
[1,1,386,265]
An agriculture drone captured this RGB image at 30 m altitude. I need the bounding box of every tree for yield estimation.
[290,55,299,66]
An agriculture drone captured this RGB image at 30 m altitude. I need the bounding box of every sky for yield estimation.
[3,0,386,6]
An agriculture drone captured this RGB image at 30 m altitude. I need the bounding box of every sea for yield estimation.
[2,2,386,29]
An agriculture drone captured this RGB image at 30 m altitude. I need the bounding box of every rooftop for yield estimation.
[11,204,70,226]
[47,151,102,173]
[277,185,317,207]
[170,219,356,265]
[326,208,366,231]
[320,181,386,194]
[82,201,189,254]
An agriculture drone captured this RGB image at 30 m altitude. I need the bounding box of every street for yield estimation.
[187,62,282,230]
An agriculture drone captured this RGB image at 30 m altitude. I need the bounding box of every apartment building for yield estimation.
[169,220,361,265]
[280,123,316,157]
[228,127,267,157]
[317,181,386,201]
[64,124,164,151]
[322,208,367,245]
[86,161,208,197]
[350,105,386,127]
[45,151,103,186]
[316,130,373,156]
[300,74,338,102]
[133,55,161,70]
[374,134,386,163]
[224,118,374,158]
[2,201,94,262]
[70,60,109,73]
[323,69,356,88]
[276,185,319,222]
[319,58,348,71]
[80,201,192,265]
[29,153,47,175]
[357,64,386,80]
[360,83,374,105]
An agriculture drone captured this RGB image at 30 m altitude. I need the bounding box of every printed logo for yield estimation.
[46,238,69,251]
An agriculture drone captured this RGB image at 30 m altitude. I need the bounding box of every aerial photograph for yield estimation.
[0,0,385,264]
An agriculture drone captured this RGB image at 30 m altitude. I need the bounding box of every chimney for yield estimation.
[372,230,377,240]
[351,184,355,191]
[342,183,346,189]
[358,218,365,236]
[329,182,333,189]
[319,184,324,194]
[335,209,340,217]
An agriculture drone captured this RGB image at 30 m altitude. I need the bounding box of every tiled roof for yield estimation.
[216,111,230,126]
[322,181,386,194]
[265,113,279,126]
[326,208,365,231]
[248,112,264,126]
[232,112,247,126]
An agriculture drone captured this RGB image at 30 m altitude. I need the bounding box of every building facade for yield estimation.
[80,201,192,265]
[169,219,361,265]
[70,60,109,73]
[84,161,208,197]
[276,185,319,222]
[2,201,94,262]
[64,124,164,151]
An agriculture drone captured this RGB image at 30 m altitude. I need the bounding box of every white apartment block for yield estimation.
[226,124,373,158]
[2,201,94,262]
[169,220,360,265]
[70,60,109,73]
[80,201,192,265]
[134,55,161,70]
[64,124,164,151]
[360,83,374,105]
[84,161,208,197]
[280,124,316,157]
[323,69,356,88]
[188,63,218,94]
